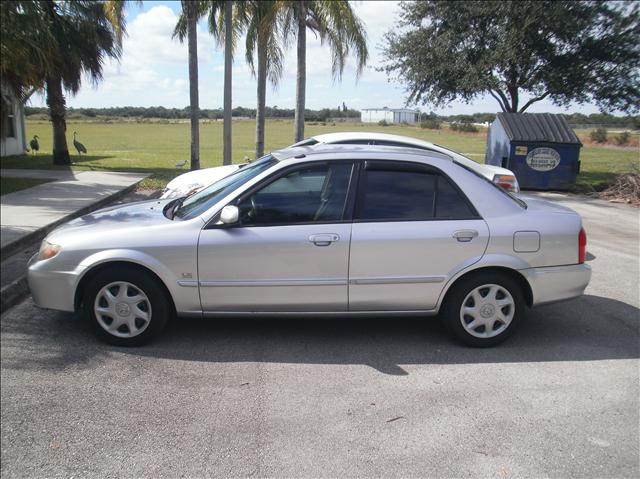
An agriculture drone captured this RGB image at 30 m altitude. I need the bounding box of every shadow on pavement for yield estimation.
[2,294,638,376]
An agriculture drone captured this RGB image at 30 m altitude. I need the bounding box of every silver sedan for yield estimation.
[28,145,591,347]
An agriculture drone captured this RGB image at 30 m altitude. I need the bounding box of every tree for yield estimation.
[203,1,243,166]
[381,1,640,113]
[175,1,202,171]
[46,1,123,165]
[241,1,285,158]
[0,2,54,102]
[282,0,368,142]
[2,1,124,164]
[222,1,233,165]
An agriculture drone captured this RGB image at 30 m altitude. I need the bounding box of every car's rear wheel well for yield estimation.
[75,261,176,314]
[443,266,533,308]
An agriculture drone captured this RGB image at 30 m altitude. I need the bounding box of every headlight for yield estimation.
[38,240,61,260]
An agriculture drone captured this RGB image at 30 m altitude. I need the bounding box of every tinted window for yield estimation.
[358,170,436,221]
[435,177,475,218]
[238,163,353,225]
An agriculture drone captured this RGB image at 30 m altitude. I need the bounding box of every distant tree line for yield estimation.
[422,111,639,128]
[25,106,639,128]
[24,105,362,121]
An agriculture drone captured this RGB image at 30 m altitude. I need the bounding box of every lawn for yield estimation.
[0,176,52,195]
[2,119,638,191]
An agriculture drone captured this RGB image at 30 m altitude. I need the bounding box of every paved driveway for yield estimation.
[1,194,638,478]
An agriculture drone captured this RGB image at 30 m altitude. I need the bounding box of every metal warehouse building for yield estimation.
[361,107,418,124]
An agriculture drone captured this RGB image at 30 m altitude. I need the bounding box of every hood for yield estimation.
[48,199,173,243]
[165,164,241,191]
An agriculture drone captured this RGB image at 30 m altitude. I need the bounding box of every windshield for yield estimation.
[173,156,277,220]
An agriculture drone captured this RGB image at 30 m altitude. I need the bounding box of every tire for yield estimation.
[441,272,525,347]
[83,266,171,346]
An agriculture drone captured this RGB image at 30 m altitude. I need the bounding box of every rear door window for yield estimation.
[355,162,478,221]
[357,169,436,221]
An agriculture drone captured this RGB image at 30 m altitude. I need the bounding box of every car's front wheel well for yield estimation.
[75,261,176,314]
[442,266,533,308]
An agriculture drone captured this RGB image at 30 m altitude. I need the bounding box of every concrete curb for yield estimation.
[0,180,143,259]
[0,276,29,314]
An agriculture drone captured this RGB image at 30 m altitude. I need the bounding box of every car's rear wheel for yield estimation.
[83,267,170,346]
[442,272,525,347]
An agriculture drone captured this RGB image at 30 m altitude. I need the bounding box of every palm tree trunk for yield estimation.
[255,42,267,159]
[186,2,200,170]
[223,0,233,166]
[46,75,70,166]
[293,12,306,143]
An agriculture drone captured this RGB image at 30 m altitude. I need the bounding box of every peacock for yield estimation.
[73,131,87,155]
[29,135,39,155]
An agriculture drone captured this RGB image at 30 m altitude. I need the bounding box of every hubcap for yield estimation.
[94,281,152,338]
[460,284,515,339]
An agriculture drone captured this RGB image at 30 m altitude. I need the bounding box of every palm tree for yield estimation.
[1,1,125,164]
[202,1,242,166]
[174,0,204,171]
[222,1,233,166]
[0,2,54,102]
[241,1,285,159]
[282,1,368,142]
[44,1,123,165]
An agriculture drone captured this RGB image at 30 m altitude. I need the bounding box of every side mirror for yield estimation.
[219,205,239,224]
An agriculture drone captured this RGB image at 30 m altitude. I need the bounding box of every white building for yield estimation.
[0,84,27,157]
[361,107,419,124]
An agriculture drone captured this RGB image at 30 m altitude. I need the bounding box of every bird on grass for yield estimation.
[175,160,187,168]
[29,135,39,155]
[73,131,87,156]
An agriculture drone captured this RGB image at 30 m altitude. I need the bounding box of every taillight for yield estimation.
[492,174,519,193]
[578,227,587,264]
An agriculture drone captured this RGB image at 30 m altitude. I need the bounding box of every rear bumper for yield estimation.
[521,263,592,306]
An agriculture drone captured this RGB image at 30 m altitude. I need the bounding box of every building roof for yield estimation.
[361,107,418,113]
[496,113,582,145]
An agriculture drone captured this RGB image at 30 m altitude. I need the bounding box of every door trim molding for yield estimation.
[198,278,348,287]
[348,276,446,285]
[188,276,446,288]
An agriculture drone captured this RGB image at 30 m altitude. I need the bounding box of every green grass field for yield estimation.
[2,119,638,191]
[0,177,52,195]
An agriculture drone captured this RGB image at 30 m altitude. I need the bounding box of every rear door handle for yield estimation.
[309,234,340,246]
[453,230,478,242]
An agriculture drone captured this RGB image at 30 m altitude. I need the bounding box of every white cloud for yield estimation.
[29,1,604,114]
[43,5,218,107]
[122,5,215,66]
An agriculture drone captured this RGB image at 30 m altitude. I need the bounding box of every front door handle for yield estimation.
[309,233,340,246]
[453,230,478,242]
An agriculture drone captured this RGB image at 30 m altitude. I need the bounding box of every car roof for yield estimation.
[310,131,438,149]
[271,144,453,163]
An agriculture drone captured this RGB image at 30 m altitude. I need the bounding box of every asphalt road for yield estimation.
[1,193,638,478]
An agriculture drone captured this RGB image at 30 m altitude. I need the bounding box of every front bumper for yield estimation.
[521,263,592,306]
[28,253,80,312]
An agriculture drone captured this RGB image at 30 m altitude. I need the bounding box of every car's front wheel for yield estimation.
[442,272,525,347]
[83,267,170,346]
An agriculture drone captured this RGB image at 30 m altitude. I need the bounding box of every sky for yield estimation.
[31,0,605,115]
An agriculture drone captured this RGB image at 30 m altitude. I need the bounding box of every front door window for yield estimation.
[237,162,353,226]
